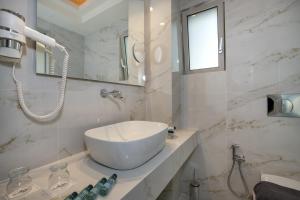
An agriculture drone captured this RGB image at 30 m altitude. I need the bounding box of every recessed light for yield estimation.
[160,22,165,26]
[150,7,154,12]
[69,0,87,6]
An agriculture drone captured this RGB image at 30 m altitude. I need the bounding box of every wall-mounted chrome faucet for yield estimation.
[100,89,123,99]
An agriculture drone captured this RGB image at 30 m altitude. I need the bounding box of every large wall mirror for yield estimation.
[36,0,145,86]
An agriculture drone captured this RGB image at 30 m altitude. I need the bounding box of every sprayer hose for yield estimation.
[227,160,250,199]
[12,43,69,121]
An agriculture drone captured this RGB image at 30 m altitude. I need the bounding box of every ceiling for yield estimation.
[37,0,129,35]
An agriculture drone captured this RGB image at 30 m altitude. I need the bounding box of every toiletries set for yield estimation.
[64,174,117,200]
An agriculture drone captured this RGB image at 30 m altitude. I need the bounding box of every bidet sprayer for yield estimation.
[228,144,251,199]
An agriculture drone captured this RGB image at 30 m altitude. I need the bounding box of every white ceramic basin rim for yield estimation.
[85,121,168,142]
[84,121,168,170]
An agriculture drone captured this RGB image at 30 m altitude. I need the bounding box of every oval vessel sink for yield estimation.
[84,121,168,170]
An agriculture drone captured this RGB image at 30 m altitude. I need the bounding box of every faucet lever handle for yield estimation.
[100,89,123,99]
[167,126,176,139]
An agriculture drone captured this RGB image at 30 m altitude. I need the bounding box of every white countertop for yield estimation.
[0,129,198,200]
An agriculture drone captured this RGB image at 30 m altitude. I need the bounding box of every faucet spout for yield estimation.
[101,89,123,99]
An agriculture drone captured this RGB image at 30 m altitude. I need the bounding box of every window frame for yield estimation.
[120,32,129,68]
[181,0,225,74]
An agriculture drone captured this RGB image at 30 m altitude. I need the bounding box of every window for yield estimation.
[122,35,129,66]
[120,33,129,81]
[181,0,225,73]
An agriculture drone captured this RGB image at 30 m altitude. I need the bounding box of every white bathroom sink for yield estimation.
[84,121,168,170]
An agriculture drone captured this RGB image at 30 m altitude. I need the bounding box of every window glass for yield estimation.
[187,7,218,70]
[124,36,129,66]
[181,0,225,73]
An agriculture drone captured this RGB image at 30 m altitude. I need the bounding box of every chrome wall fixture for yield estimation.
[227,144,251,199]
[132,42,145,64]
[100,89,123,99]
[267,94,300,118]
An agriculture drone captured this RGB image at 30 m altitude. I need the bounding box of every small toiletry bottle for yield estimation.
[85,178,107,200]
[99,174,117,196]
[74,185,93,200]
[64,192,78,200]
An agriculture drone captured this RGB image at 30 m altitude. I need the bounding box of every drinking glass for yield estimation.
[6,167,32,199]
[48,162,70,191]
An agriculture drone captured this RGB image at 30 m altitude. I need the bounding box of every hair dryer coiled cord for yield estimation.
[12,43,69,122]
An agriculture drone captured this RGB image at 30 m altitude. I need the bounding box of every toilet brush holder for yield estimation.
[190,180,200,200]
[189,169,200,200]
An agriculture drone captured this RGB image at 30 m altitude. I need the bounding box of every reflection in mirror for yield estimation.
[36,0,145,86]
[120,32,129,81]
[132,42,145,64]
[36,42,53,75]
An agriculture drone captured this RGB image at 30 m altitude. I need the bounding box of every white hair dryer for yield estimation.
[0,9,69,121]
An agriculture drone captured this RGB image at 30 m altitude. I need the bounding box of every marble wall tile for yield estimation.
[145,0,173,124]
[175,0,300,199]
[0,89,60,179]
[172,72,182,127]
[37,18,85,78]
[83,18,128,82]
[0,0,145,181]
[181,72,227,129]
[128,0,145,86]
[171,0,183,128]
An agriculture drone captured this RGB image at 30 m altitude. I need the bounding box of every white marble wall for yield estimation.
[177,0,300,199]
[127,0,145,86]
[0,0,145,181]
[37,18,85,78]
[171,0,183,128]
[83,18,128,82]
[145,0,173,124]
